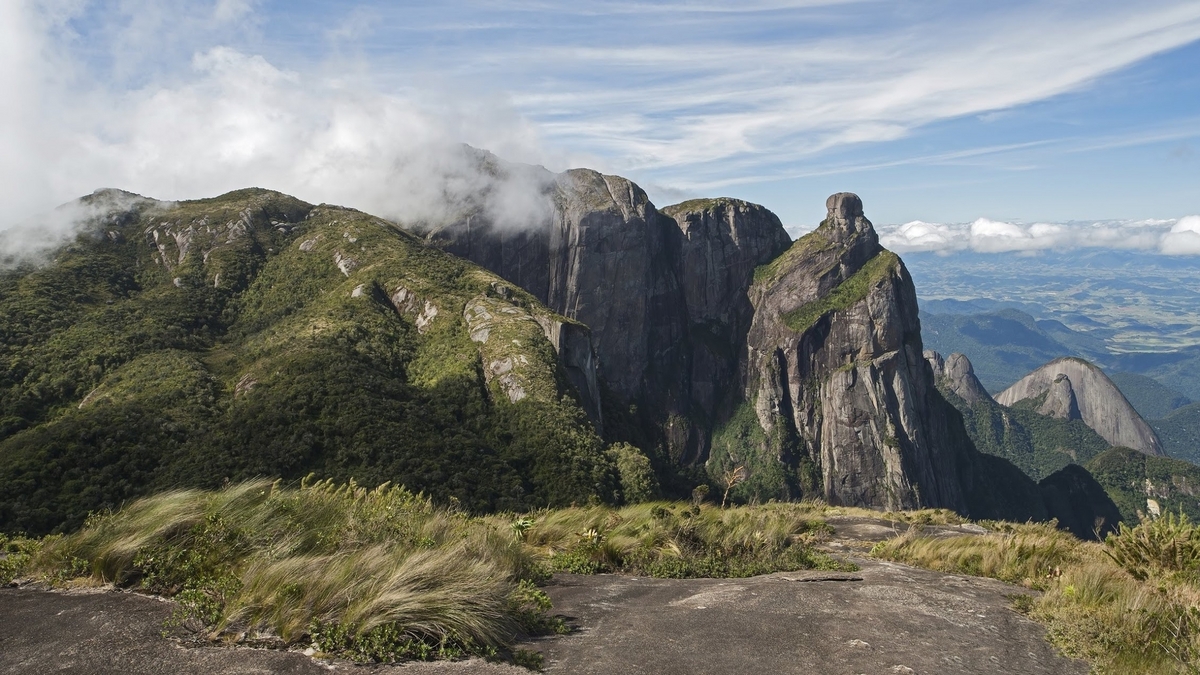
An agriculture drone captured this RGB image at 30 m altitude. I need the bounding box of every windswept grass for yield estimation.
[8,481,849,666]
[523,501,852,578]
[873,516,1200,674]
[22,479,547,664]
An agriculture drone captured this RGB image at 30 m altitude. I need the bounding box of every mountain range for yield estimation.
[0,160,1143,538]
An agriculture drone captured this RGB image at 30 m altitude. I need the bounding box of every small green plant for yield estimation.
[0,534,40,584]
[511,517,535,541]
[1104,511,1200,581]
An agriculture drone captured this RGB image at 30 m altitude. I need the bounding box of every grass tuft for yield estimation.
[525,501,852,578]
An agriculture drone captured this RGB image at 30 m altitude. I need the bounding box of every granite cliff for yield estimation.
[421,169,790,465]
[424,171,1110,520]
[925,350,992,406]
[730,194,969,511]
[997,358,1164,456]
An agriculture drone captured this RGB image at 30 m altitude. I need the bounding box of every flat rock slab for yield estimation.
[1,557,1086,675]
[530,559,1087,675]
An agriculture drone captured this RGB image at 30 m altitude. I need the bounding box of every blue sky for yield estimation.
[3,0,1199,242]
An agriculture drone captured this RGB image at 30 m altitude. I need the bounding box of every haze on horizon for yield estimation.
[3,0,1199,255]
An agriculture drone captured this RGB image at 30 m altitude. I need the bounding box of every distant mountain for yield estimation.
[927,352,1111,480]
[1106,346,1200,402]
[919,308,1100,392]
[996,358,1163,456]
[919,306,1200,403]
[1106,372,1191,421]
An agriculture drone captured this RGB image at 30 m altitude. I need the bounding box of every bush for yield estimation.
[1104,511,1200,582]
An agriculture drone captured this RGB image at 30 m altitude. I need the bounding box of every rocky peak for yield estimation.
[735,193,980,511]
[925,351,993,406]
[418,172,793,464]
[1039,373,1082,421]
[996,357,1164,456]
[823,192,877,248]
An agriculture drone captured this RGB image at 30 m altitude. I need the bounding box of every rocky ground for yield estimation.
[0,517,1087,675]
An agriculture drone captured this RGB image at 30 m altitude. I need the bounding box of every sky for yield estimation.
[3,0,1199,255]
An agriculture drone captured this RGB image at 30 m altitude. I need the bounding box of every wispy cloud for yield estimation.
[489,1,1200,184]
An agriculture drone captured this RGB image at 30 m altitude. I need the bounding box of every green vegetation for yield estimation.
[706,399,819,504]
[781,251,899,333]
[1152,402,1200,466]
[874,517,1200,673]
[659,197,749,218]
[1109,372,1191,421]
[939,384,1111,481]
[1085,447,1200,523]
[525,501,851,578]
[751,223,835,286]
[0,189,621,535]
[17,480,555,664]
[4,481,851,665]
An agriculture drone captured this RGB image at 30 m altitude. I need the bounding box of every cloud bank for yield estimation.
[0,1,558,256]
[878,216,1200,256]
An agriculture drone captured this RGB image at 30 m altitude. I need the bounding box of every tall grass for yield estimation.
[873,517,1200,674]
[522,501,851,578]
[11,481,846,665]
[25,479,543,663]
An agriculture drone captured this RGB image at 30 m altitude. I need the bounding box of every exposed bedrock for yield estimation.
[421,168,789,462]
[997,357,1164,456]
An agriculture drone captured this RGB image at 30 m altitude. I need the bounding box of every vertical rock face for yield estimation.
[421,169,790,462]
[660,198,793,458]
[742,193,972,511]
[996,357,1164,456]
[1038,374,1082,421]
[925,351,994,406]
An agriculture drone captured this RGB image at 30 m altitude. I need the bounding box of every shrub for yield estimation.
[1104,511,1200,582]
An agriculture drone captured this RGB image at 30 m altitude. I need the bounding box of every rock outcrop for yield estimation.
[997,358,1164,456]
[736,193,974,511]
[422,170,790,462]
[925,351,992,406]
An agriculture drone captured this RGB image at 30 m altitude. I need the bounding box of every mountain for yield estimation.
[417,180,1080,520]
[927,351,1111,480]
[420,174,791,469]
[0,172,1129,538]
[924,351,991,405]
[996,358,1163,456]
[918,308,1102,392]
[0,188,621,534]
[919,306,1200,405]
[1085,447,1200,523]
[1106,346,1200,402]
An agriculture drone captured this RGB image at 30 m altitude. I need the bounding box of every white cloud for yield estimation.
[878,216,1200,255]
[0,1,558,256]
[1160,215,1200,255]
